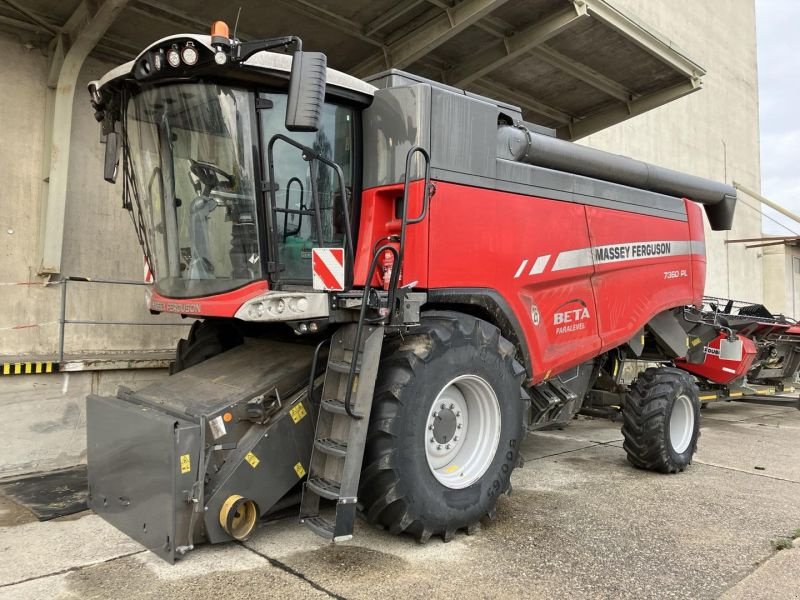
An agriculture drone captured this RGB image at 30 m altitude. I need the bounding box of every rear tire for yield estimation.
[170,320,243,374]
[359,311,527,542]
[622,367,700,473]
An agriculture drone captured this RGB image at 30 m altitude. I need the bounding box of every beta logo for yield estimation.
[552,299,591,335]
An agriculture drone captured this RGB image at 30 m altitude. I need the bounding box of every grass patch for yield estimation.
[792,529,800,540]
[771,537,793,551]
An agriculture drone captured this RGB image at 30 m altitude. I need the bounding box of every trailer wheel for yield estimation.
[622,367,700,473]
[359,311,527,542]
[170,320,243,374]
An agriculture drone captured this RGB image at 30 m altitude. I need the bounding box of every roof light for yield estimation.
[181,44,198,66]
[210,20,230,40]
[167,48,180,68]
[214,51,227,65]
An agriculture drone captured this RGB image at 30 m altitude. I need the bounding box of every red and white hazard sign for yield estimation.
[311,248,345,291]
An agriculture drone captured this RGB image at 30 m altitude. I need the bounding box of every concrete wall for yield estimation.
[0,29,188,360]
[763,244,800,319]
[584,0,763,302]
[0,368,166,478]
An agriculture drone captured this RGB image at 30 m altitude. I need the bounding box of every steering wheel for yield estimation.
[189,159,235,192]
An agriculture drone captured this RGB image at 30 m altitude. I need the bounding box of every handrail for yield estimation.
[342,244,399,418]
[266,133,355,289]
[341,145,432,418]
[57,276,190,363]
[281,176,305,240]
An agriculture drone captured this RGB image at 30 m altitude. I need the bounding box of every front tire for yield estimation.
[622,367,700,473]
[170,319,243,374]
[359,312,527,542]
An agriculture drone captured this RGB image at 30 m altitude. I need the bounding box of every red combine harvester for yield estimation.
[85,23,773,562]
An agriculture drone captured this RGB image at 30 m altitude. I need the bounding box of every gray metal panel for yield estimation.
[366,68,524,121]
[430,159,688,222]
[87,394,200,563]
[430,87,498,180]
[362,84,432,188]
[203,393,315,543]
[126,339,315,419]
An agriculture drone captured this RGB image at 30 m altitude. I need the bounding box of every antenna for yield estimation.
[233,6,242,41]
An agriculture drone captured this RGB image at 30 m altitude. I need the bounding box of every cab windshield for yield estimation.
[125,83,260,298]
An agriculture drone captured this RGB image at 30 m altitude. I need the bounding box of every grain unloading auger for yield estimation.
[86,22,760,562]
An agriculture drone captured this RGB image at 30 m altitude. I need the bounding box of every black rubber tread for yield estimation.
[621,366,701,474]
[359,311,527,543]
[170,319,244,374]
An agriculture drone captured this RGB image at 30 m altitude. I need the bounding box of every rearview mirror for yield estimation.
[286,51,327,132]
[104,130,120,183]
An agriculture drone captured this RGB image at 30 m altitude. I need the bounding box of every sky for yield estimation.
[756,0,800,235]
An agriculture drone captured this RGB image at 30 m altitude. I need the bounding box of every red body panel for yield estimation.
[153,177,709,384]
[586,206,696,352]
[685,200,706,306]
[149,281,269,317]
[354,180,429,288]
[675,333,757,384]
[403,180,704,382]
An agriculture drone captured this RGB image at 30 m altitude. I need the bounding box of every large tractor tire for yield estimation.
[169,319,244,374]
[359,311,527,542]
[622,366,700,473]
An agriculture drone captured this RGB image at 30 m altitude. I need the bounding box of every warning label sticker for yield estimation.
[209,415,227,439]
[290,403,307,424]
[245,451,260,468]
[180,454,191,474]
[294,462,306,478]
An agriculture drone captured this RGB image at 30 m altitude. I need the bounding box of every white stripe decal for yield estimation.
[513,260,529,279]
[690,240,706,256]
[553,240,703,272]
[515,240,704,278]
[591,240,691,265]
[529,255,550,275]
[552,248,593,272]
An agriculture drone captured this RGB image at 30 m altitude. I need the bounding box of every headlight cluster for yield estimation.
[236,293,328,323]
[163,42,198,69]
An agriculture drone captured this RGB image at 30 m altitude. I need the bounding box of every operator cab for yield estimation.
[89,23,374,308]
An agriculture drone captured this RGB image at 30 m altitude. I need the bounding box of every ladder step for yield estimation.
[306,476,341,500]
[314,437,348,457]
[301,515,335,540]
[321,398,348,415]
[327,360,360,374]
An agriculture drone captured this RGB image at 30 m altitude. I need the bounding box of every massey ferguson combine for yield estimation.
[86,22,761,562]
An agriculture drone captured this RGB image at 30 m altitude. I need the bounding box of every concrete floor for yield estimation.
[1,402,799,600]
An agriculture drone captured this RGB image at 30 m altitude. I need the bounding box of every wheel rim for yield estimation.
[424,375,501,489]
[669,393,694,454]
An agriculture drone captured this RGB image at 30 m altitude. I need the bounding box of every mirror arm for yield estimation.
[231,36,302,63]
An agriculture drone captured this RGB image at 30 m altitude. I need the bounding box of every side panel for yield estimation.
[87,394,200,563]
[149,280,269,317]
[427,181,602,382]
[353,180,429,288]
[585,205,699,352]
[686,199,707,306]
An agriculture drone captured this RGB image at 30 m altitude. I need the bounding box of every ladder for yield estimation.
[300,145,431,540]
[299,323,384,541]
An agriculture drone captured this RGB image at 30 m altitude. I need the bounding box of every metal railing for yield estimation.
[57,276,190,363]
